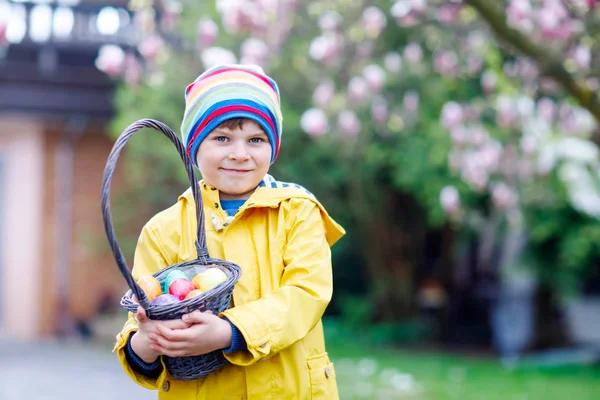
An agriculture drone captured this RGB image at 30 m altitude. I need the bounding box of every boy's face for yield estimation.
[196,120,272,200]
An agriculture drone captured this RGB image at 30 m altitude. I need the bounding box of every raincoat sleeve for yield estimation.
[112,216,179,389]
[220,198,344,366]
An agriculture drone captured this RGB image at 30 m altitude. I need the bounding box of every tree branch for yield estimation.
[463,0,600,135]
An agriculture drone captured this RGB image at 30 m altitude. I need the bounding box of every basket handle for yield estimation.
[100,119,209,309]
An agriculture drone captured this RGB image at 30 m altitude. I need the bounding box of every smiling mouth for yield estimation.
[221,168,252,173]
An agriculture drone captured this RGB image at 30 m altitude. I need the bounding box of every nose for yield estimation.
[228,141,250,161]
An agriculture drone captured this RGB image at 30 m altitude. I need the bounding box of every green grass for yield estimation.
[324,320,600,400]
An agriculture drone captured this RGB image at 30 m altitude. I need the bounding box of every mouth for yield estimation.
[221,168,253,174]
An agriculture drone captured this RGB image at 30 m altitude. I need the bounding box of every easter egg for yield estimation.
[163,270,189,293]
[152,294,180,306]
[184,289,204,300]
[137,275,161,302]
[192,267,228,292]
[169,278,195,300]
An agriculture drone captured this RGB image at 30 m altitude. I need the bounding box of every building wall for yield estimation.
[0,116,45,339]
[0,115,129,339]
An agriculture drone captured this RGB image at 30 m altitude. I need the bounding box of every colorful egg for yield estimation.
[168,278,196,301]
[137,275,162,302]
[184,289,204,300]
[163,270,189,293]
[151,294,180,306]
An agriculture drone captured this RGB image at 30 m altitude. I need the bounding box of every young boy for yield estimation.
[114,64,345,399]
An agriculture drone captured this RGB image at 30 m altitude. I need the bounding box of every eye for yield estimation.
[249,137,266,143]
[214,136,229,142]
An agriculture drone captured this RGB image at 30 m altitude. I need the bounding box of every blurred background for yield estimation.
[1,0,600,399]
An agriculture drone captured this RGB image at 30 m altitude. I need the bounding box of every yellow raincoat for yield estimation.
[114,177,345,399]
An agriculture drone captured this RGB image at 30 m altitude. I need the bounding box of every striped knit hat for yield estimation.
[181,64,283,166]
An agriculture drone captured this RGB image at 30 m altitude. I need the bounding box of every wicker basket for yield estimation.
[101,119,242,380]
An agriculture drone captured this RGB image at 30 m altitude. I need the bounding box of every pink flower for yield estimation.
[441,101,464,129]
[95,44,125,77]
[362,6,387,37]
[363,64,386,93]
[300,108,329,137]
[537,97,556,124]
[384,52,403,73]
[520,135,538,155]
[347,76,370,104]
[437,3,462,24]
[371,96,389,125]
[318,11,342,32]
[434,50,459,76]
[496,96,518,128]
[403,91,419,113]
[124,53,143,86]
[506,0,533,31]
[337,110,361,138]
[197,18,218,49]
[391,1,412,20]
[240,37,269,66]
[0,20,7,45]
[312,80,335,109]
[440,186,460,214]
[461,155,489,191]
[138,35,164,61]
[481,70,497,93]
[491,182,518,209]
[572,44,591,70]
[404,43,423,64]
[308,34,344,64]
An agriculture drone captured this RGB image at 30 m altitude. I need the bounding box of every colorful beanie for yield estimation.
[181,64,283,166]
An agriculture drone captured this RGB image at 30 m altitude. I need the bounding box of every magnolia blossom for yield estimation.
[371,96,389,125]
[95,45,125,77]
[201,47,237,69]
[312,80,336,109]
[308,34,344,64]
[461,153,489,190]
[347,76,370,104]
[506,0,533,32]
[437,3,462,24]
[197,18,219,49]
[434,50,459,76]
[496,95,519,128]
[318,11,342,32]
[481,70,497,93]
[571,44,592,70]
[441,102,463,129]
[363,64,386,92]
[300,108,329,137]
[0,20,6,45]
[384,52,403,73]
[403,43,423,64]
[337,110,361,138]
[491,182,518,209]
[440,186,460,214]
[240,37,269,66]
[362,6,387,37]
[403,91,419,113]
[124,53,143,86]
[537,97,556,124]
[138,35,164,61]
[559,162,600,219]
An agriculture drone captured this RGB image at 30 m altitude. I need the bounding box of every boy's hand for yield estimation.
[130,306,191,364]
[147,310,233,358]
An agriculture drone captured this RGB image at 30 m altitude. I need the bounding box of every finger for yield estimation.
[149,334,187,351]
[182,310,212,323]
[136,306,148,323]
[162,318,191,330]
[155,322,191,342]
[150,343,187,358]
